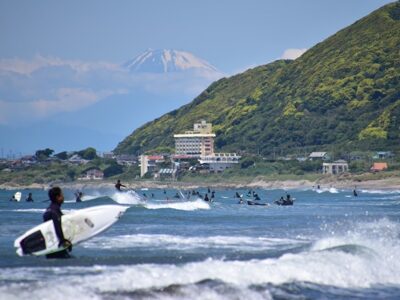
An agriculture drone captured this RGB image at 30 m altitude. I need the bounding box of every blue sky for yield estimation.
[0,0,394,155]
[0,0,393,72]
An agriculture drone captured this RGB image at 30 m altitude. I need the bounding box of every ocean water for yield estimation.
[1,186,400,299]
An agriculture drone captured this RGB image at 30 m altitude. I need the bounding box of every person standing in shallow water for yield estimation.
[115,180,126,191]
[43,187,72,259]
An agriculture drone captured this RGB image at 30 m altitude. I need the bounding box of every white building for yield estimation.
[199,153,241,172]
[322,160,349,175]
[78,167,104,180]
[309,152,329,161]
[140,155,165,177]
[68,154,88,165]
[174,120,215,157]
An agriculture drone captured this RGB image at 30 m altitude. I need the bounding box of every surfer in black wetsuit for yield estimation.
[43,187,72,259]
[353,186,358,197]
[26,193,34,202]
[115,180,126,191]
[75,191,83,202]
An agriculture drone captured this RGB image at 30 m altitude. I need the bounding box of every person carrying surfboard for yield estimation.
[115,180,126,191]
[43,187,72,259]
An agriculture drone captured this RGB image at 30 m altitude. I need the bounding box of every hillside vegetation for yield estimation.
[115,2,400,156]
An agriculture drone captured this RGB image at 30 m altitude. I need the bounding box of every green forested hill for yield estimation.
[115,2,400,156]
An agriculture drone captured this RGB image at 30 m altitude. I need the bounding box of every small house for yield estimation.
[102,152,115,159]
[322,160,349,175]
[155,168,177,180]
[79,167,104,180]
[371,162,388,172]
[309,152,329,161]
[199,153,241,173]
[68,154,88,165]
[116,154,137,166]
[373,151,393,160]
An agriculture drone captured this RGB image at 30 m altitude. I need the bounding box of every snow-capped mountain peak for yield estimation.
[123,49,219,73]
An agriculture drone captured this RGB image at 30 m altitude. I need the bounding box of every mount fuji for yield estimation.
[0,49,224,154]
[123,49,219,74]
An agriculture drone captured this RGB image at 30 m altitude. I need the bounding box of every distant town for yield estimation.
[0,120,397,185]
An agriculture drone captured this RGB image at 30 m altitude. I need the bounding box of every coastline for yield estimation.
[1,175,399,191]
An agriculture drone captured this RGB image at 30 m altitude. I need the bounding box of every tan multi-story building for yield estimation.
[174,120,215,157]
[174,120,240,172]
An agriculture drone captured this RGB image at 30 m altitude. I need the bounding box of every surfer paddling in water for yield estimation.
[43,187,72,259]
[115,179,126,191]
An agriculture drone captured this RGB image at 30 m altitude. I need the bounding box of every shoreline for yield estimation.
[1,176,399,191]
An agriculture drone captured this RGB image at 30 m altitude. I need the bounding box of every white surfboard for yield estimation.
[14,192,22,202]
[14,205,129,256]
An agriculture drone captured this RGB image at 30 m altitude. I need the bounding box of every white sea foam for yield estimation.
[84,218,400,291]
[3,208,76,213]
[315,187,339,194]
[64,192,103,203]
[5,209,45,213]
[2,219,400,300]
[359,189,400,195]
[83,234,305,251]
[144,199,209,211]
[2,237,400,300]
[110,190,143,205]
[0,219,400,300]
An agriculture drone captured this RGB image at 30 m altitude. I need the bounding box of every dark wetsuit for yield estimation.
[43,202,70,259]
[75,193,82,202]
[115,183,125,191]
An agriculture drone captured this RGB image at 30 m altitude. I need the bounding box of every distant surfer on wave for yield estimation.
[353,187,358,197]
[75,191,83,202]
[115,179,126,191]
[43,187,72,259]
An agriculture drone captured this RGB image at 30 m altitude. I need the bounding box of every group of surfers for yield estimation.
[234,189,294,206]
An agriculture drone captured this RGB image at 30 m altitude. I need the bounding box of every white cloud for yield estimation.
[31,88,114,117]
[0,55,222,125]
[280,48,307,60]
[0,88,123,123]
[0,55,120,75]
